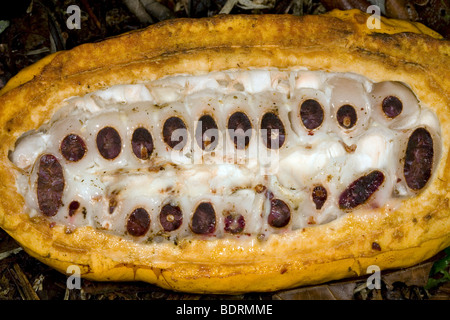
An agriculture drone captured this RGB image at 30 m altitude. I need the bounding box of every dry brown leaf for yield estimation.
[382,261,434,289]
[273,281,356,300]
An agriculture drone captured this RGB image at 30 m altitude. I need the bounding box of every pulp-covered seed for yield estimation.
[228,112,252,149]
[37,154,65,217]
[96,127,122,159]
[196,114,219,151]
[369,81,420,129]
[191,202,216,234]
[337,105,357,129]
[268,199,290,228]
[339,170,385,210]
[127,208,150,237]
[300,99,324,130]
[312,185,327,210]
[60,134,86,162]
[163,117,188,150]
[382,96,403,118]
[224,213,245,234]
[131,127,154,160]
[159,204,183,232]
[404,128,434,190]
[261,112,285,149]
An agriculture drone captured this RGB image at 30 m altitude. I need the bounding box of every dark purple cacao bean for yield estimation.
[268,199,290,228]
[127,208,150,237]
[404,128,434,190]
[61,134,86,162]
[339,170,385,210]
[228,112,252,149]
[191,202,216,234]
[261,112,285,149]
[337,105,357,129]
[300,99,324,130]
[196,114,218,151]
[37,154,65,217]
[382,96,403,118]
[160,204,183,232]
[132,127,154,160]
[96,127,122,159]
[163,117,188,150]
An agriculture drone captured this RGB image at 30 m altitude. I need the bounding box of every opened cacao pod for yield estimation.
[0,10,449,293]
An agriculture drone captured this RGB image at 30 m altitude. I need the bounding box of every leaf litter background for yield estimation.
[0,0,449,300]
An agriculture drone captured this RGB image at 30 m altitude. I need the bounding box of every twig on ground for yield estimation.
[8,263,40,300]
[81,0,102,30]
